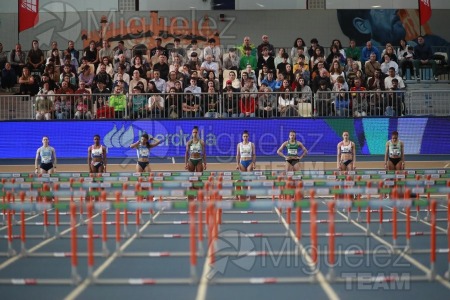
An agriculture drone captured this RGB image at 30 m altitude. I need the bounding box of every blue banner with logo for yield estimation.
[0,118,449,159]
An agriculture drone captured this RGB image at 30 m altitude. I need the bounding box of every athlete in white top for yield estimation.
[236,130,256,171]
[88,134,107,173]
[337,131,356,171]
[185,126,207,172]
[34,136,57,174]
[384,131,405,170]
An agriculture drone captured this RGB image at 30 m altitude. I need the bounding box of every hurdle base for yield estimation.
[7,243,16,257]
[71,266,81,285]
[20,242,28,256]
[102,242,110,257]
[326,268,336,282]
[444,266,450,281]
[377,226,384,236]
[428,263,436,281]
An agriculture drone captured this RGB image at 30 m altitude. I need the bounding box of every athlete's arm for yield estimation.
[251,142,256,167]
[185,141,191,168]
[352,142,356,168]
[336,142,341,169]
[130,141,140,149]
[277,142,287,159]
[103,146,107,171]
[298,142,308,159]
[201,140,207,170]
[88,146,92,167]
[52,148,57,170]
[384,141,389,169]
[236,143,241,169]
[34,148,40,172]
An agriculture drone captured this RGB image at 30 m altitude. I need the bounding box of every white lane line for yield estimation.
[0,210,53,231]
[276,209,340,300]
[195,240,212,300]
[331,201,450,290]
[385,205,447,233]
[64,211,161,300]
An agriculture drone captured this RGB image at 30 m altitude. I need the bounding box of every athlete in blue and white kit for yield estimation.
[34,136,57,174]
[236,130,256,171]
[337,131,356,171]
[130,133,163,173]
[88,134,107,173]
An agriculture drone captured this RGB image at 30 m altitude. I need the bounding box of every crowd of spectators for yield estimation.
[0,34,442,120]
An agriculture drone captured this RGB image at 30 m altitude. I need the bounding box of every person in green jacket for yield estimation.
[109,85,127,118]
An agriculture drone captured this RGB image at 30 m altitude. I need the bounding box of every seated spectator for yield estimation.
[166,72,182,93]
[257,64,269,87]
[223,71,241,91]
[182,91,201,118]
[153,54,170,81]
[329,61,345,85]
[367,68,385,115]
[18,67,39,96]
[83,40,99,68]
[184,78,202,96]
[46,48,64,69]
[239,47,257,71]
[381,44,398,63]
[74,96,92,119]
[399,46,415,80]
[129,70,147,93]
[278,88,298,117]
[257,34,275,57]
[326,45,346,67]
[203,38,222,65]
[290,38,308,60]
[93,64,113,90]
[312,69,331,93]
[77,56,94,75]
[109,85,127,118]
[55,79,75,111]
[345,39,361,61]
[351,78,368,117]
[223,48,240,71]
[26,40,45,73]
[94,96,114,119]
[203,86,220,118]
[113,54,131,74]
[260,70,277,91]
[92,79,110,105]
[44,63,60,87]
[113,77,129,96]
[314,80,332,116]
[331,76,349,100]
[165,87,182,119]
[257,47,275,72]
[113,40,132,68]
[168,49,185,68]
[203,71,219,92]
[361,41,380,64]
[130,55,147,78]
[172,37,187,59]
[384,67,405,90]
[274,48,292,70]
[384,78,404,116]
[334,89,350,117]
[282,64,295,85]
[239,89,256,118]
[257,85,276,118]
[413,35,438,81]
[292,47,310,67]
[186,52,201,73]
[294,77,312,103]
[310,47,326,70]
[222,87,239,118]
[364,52,381,78]
[96,56,114,77]
[380,54,399,76]
[113,64,130,84]
[1,62,17,92]
[186,39,202,61]
[10,43,26,76]
[98,40,114,64]
[146,90,164,118]
[35,82,54,120]
[78,65,94,89]
[60,64,77,88]
[150,70,166,94]
[127,85,147,119]
[308,38,325,59]
[53,97,72,120]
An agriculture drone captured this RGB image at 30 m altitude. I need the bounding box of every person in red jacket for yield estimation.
[239,88,256,117]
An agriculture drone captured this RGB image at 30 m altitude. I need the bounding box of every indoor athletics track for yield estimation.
[0,160,449,300]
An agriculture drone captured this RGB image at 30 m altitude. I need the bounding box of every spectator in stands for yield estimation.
[310,47,326,71]
[292,47,310,67]
[332,39,346,58]
[276,53,291,76]
[93,64,113,90]
[10,43,26,76]
[18,67,38,96]
[153,54,170,81]
[27,40,45,73]
[168,49,185,67]
[186,52,201,73]
[351,78,368,117]
[361,41,380,64]
[184,77,202,96]
[222,85,239,118]
[203,38,221,65]
[237,36,257,57]
[150,70,166,94]
[294,77,312,103]
[384,67,405,90]
[223,71,241,91]
[257,85,276,118]
[114,64,130,84]
[329,61,345,85]
[172,37,187,59]
[257,47,275,74]
[78,65,94,89]
[366,68,385,116]
[293,57,310,85]
[109,85,127,118]
[0,43,7,70]
[345,39,361,61]
[46,48,63,68]
[278,88,298,117]
[381,45,398,63]
[55,81,75,117]
[257,64,269,87]
[308,38,325,58]
[413,35,438,81]
[45,62,60,86]
[146,89,164,118]
[165,87,182,119]
[77,56,93,76]
[274,48,292,70]
[203,86,220,118]
[127,85,146,119]
[312,68,331,93]
[149,37,168,58]
[113,54,131,74]
[1,62,16,92]
[98,40,114,63]
[130,55,147,78]
[53,96,69,119]
[93,95,114,119]
[239,47,257,71]
[314,80,332,116]
[326,45,346,67]
[257,35,275,57]
[83,40,99,68]
[384,78,404,116]
[92,80,111,112]
[182,91,201,118]
[74,81,91,99]
[332,75,349,95]
[380,54,399,76]
[205,71,220,92]
[334,89,350,117]
[113,40,132,67]
[129,70,147,94]
[39,72,57,91]
[186,39,202,61]
[223,48,240,71]
[239,88,256,118]
[291,38,308,59]
[201,54,219,78]
[74,95,92,119]
[96,56,114,77]
[35,82,54,120]
[261,70,277,91]
[60,64,77,88]
[399,46,415,80]
[65,40,79,70]
[166,72,181,93]
[364,52,381,78]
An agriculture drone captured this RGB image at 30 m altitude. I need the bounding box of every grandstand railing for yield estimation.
[1,90,450,120]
